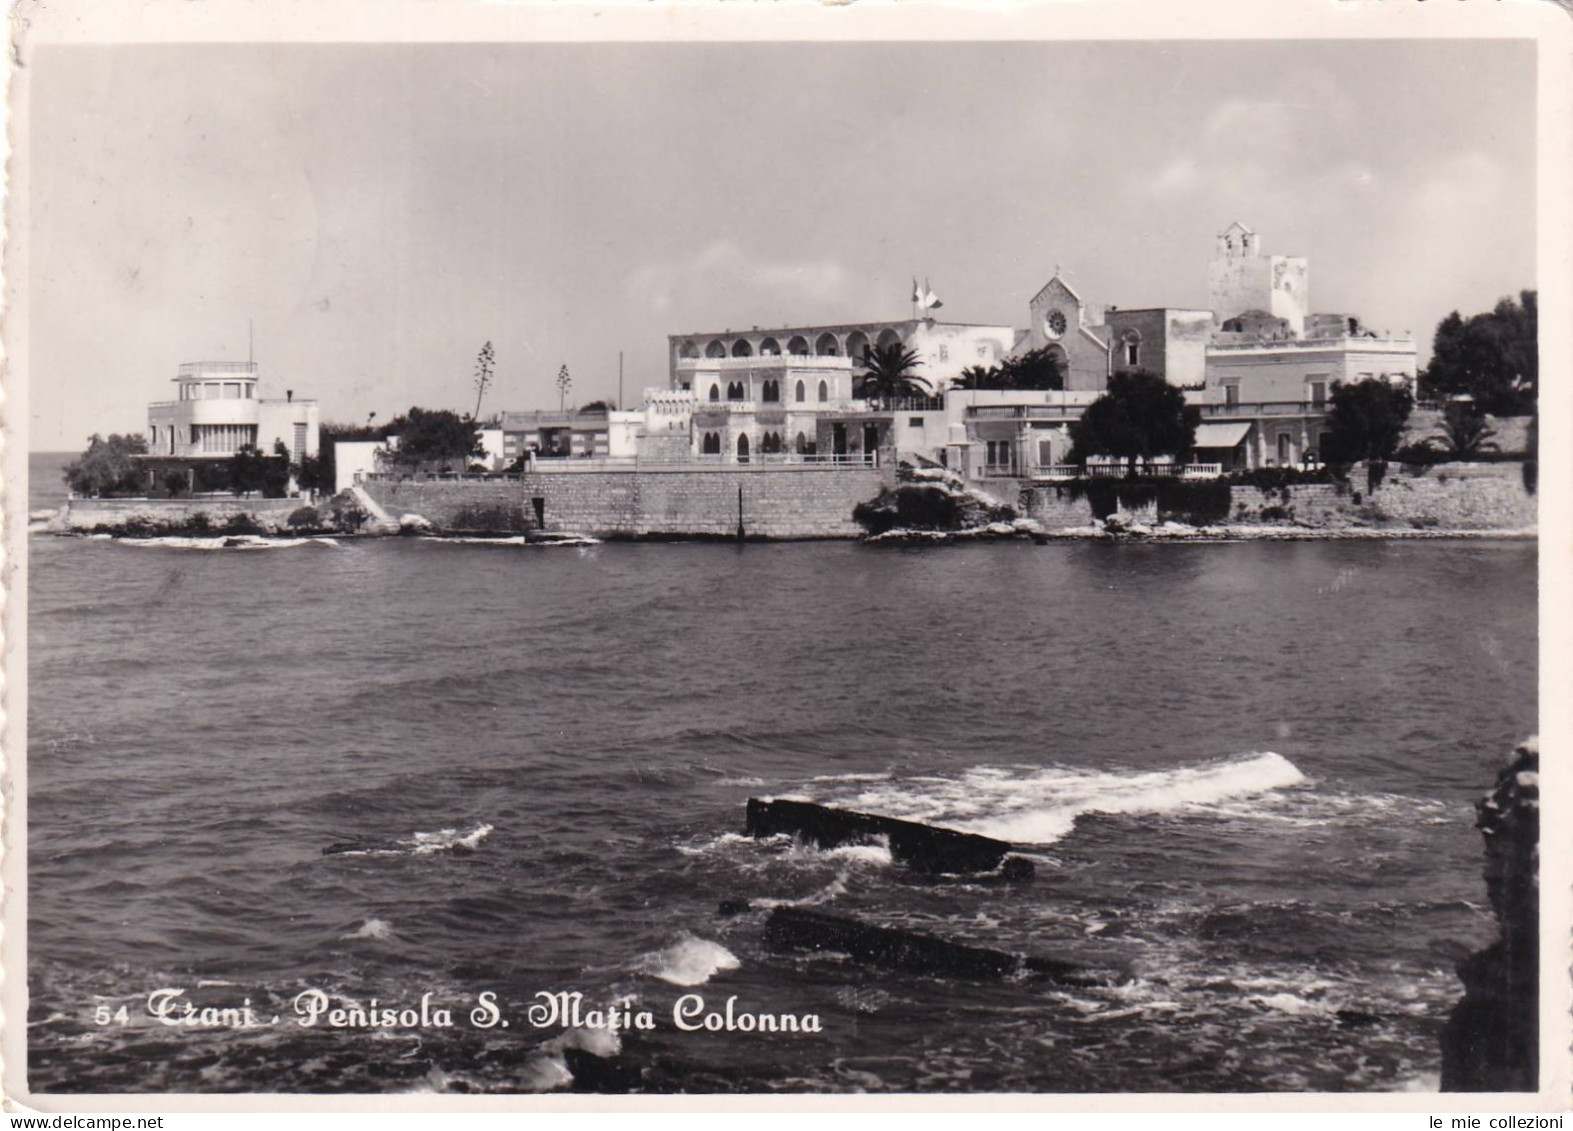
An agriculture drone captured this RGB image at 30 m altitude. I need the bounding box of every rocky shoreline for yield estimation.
[863,516,1538,545]
[1440,736,1540,1092]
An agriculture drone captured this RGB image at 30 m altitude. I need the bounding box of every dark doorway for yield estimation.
[832,423,847,457]
[737,433,750,463]
[531,497,545,527]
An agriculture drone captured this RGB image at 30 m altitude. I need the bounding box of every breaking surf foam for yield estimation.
[636,937,740,987]
[343,918,394,940]
[409,823,494,854]
[813,752,1307,846]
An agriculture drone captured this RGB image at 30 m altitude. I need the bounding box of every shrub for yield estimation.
[1228,466,1332,491]
[1063,478,1230,526]
[221,513,265,536]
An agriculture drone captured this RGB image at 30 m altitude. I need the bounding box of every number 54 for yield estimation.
[93,1003,129,1026]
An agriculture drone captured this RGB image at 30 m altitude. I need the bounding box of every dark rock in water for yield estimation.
[563,1047,645,1093]
[322,841,405,856]
[1335,1009,1383,1030]
[763,907,1116,986]
[717,899,753,917]
[1000,856,1036,882]
[746,797,1030,877]
[1441,735,1538,1092]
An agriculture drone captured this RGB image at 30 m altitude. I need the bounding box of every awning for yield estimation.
[1192,422,1252,449]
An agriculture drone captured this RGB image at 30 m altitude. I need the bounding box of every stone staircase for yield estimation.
[350,484,402,534]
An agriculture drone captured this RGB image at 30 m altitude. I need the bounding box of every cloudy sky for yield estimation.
[26,38,1535,449]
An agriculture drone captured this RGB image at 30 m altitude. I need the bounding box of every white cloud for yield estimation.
[1150,158,1199,196]
[628,240,853,321]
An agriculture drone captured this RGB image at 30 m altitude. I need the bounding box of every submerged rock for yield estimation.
[1440,735,1538,1091]
[763,907,1119,986]
[745,797,1032,877]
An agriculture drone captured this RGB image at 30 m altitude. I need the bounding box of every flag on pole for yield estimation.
[922,278,943,311]
[911,277,923,306]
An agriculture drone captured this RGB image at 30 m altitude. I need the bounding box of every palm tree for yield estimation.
[951,365,998,391]
[856,343,929,404]
[1431,402,1499,458]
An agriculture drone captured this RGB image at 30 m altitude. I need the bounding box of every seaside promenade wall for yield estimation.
[518,465,887,539]
[1017,461,1535,532]
[359,480,532,532]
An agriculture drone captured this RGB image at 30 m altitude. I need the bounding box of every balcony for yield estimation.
[1200,401,1325,417]
[1206,335,1414,353]
[178,361,260,378]
[676,355,855,370]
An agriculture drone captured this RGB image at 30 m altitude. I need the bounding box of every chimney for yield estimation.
[286,389,294,402]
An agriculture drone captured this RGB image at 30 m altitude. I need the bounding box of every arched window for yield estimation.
[876,328,902,350]
[702,432,721,455]
[732,340,753,358]
[705,339,727,359]
[815,332,839,357]
[759,337,780,356]
[794,380,805,403]
[787,336,809,356]
[679,340,699,359]
[794,431,808,454]
[817,380,829,403]
[737,433,750,463]
[845,330,870,363]
[1122,330,1141,368]
[1277,433,1292,466]
[709,384,720,402]
[762,379,780,403]
[727,382,744,401]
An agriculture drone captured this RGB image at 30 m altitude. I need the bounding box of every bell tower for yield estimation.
[1207,222,1309,337]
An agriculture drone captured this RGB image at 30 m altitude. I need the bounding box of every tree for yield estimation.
[1068,370,1198,472]
[472,341,495,421]
[951,365,998,391]
[1420,290,1536,415]
[63,433,149,497]
[998,346,1066,391]
[1322,377,1414,465]
[580,400,616,412]
[227,443,290,497]
[856,343,929,402]
[383,407,483,473]
[1428,402,1499,458]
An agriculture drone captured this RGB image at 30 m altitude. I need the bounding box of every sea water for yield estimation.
[23,453,1536,1092]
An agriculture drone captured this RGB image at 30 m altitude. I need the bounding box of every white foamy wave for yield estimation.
[410,823,493,854]
[636,936,740,986]
[532,534,601,547]
[116,535,336,551]
[822,842,894,866]
[420,535,527,546]
[343,918,394,940]
[814,752,1307,846]
[784,835,893,868]
[674,831,766,856]
[753,870,851,909]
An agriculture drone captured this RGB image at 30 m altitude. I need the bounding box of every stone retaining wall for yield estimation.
[1019,461,1535,532]
[359,480,534,532]
[518,466,886,539]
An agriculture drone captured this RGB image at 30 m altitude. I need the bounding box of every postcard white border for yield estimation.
[3,0,1569,1115]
